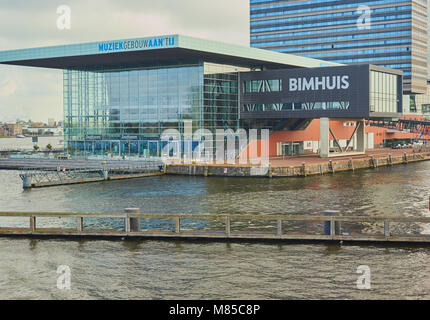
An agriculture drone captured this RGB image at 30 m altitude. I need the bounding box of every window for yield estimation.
[244,79,282,93]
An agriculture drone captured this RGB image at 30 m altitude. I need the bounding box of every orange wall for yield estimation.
[240,119,430,158]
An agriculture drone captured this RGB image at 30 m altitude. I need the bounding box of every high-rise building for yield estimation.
[250,0,428,94]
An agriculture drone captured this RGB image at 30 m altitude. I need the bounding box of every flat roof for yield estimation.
[0,34,341,70]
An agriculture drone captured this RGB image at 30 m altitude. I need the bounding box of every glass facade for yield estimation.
[250,0,428,94]
[370,70,400,114]
[64,62,246,158]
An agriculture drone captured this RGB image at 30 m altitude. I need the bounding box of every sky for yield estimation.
[0,0,250,122]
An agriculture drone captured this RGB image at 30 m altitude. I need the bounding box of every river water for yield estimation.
[0,142,430,299]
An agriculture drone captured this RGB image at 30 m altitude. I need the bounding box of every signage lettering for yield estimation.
[98,36,175,52]
[289,75,350,92]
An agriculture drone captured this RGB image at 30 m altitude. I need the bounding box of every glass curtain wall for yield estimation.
[63,62,248,158]
[64,63,203,158]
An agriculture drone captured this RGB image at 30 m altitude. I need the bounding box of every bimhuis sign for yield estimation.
[241,64,371,117]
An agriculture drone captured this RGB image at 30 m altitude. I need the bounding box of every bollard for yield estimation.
[329,160,334,173]
[124,208,140,233]
[323,210,341,236]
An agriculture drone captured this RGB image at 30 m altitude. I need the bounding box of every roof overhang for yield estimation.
[0,35,342,70]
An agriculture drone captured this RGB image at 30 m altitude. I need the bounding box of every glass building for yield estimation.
[250,0,428,94]
[63,62,242,157]
[0,35,343,158]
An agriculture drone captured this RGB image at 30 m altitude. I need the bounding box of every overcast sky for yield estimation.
[0,0,250,122]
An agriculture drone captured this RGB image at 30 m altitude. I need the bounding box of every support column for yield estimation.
[356,120,366,153]
[22,175,32,189]
[320,118,330,158]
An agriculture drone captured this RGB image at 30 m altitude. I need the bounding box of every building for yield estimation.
[22,125,63,136]
[48,118,56,127]
[0,35,425,158]
[250,0,428,95]
[0,123,23,136]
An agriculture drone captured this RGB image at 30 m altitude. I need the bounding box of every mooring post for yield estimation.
[102,170,109,180]
[404,152,408,163]
[302,162,306,177]
[124,208,140,233]
[323,210,341,236]
[30,216,36,232]
[329,160,334,173]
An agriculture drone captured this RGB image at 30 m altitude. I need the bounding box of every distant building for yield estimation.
[23,125,63,136]
[250,0,428,95]
[48,118,56,127]
[0,123,23,136]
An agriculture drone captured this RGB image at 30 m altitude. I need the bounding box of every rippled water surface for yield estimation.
[0,159,430,299]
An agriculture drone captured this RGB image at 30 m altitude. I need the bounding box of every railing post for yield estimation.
[384,221,390,237]
[30,216,36,232]
[175,217,181,234]
[277,219,282,236]
[225,216,231,237]
[77,217,83,233]
[124,208,141,233]
[324,210,341,236]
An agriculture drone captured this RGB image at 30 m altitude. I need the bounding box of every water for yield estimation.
[1,138,430,299]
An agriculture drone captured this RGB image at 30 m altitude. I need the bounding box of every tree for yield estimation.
[33,145,40,152]
[46,144,53,151]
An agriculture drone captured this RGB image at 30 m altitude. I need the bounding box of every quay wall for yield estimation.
[165,151,430,178]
